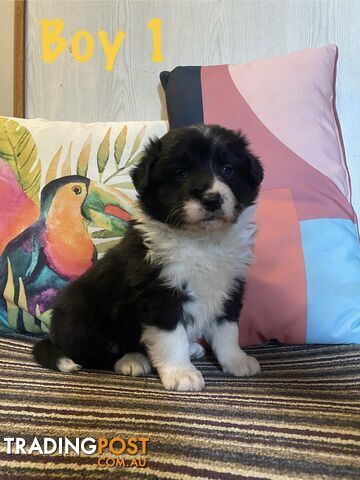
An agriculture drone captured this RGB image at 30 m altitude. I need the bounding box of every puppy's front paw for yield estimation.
[114,353,152,377]
[159,366,205,391]
[221,354,260,377]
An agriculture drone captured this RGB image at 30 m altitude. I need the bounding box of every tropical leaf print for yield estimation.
[77,133,92,177]
[110,181,135,190]
[114,126,127,169]
[126,125,146,165]
[0,117,41,204]
[95,239,120,254]
[61,142,73,176]
[35,305,52,333]
[124,150,144,169]
[103,125,147,184]
[18,277,42,334]
[3,259,42,334]
[4,259,18,330]
[45,146,62,184]
[97,128,111,180]
[91,229,119,239]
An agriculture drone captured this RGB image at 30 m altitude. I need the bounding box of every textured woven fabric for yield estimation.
[0,335,359,479]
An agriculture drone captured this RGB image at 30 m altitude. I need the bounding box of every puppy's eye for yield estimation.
[72,186,82,195]
[222,165,233,175]
[176,169,188,179]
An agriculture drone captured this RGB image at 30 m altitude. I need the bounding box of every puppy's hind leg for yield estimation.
[114,353,152,377]
[33,339,82,373]
[57,357,82,373]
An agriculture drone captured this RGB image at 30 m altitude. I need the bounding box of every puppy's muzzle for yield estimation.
[202,192,223,212]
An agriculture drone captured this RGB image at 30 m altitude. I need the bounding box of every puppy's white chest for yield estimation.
[159,228,254,336]
[137,206,257,336]
[179,251,236,334]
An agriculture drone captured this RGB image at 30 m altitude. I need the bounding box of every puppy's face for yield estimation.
[131,125,263,232]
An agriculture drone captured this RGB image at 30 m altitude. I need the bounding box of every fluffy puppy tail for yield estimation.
[33,339,81,373]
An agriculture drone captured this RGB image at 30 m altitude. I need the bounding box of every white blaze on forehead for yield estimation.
[183,177,237,225]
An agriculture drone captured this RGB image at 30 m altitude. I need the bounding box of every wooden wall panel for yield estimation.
[25,0,360,215]
[0,0,14,117]
[13,0,25,117]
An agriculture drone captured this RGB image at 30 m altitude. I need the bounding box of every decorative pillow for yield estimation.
[160,45,360,346]
[0,117,168,334]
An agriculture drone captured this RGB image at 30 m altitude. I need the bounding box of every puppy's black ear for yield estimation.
[130,137,162,194]
[234,130,264,186]
[247,153,264,186]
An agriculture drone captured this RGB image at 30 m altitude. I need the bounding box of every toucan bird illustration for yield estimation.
[0,175,134,329]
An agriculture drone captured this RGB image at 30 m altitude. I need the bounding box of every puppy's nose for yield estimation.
[202,192,223,211]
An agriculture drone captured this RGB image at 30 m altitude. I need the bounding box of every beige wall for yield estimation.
[0,0,14,117]
[24,0,360,217]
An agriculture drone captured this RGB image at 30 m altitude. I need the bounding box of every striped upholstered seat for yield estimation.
[0,335,359,479]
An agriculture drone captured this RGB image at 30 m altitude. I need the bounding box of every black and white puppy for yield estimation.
[33,124,264,391]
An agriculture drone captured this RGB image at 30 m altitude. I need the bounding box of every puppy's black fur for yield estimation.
[33,125,263,373]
